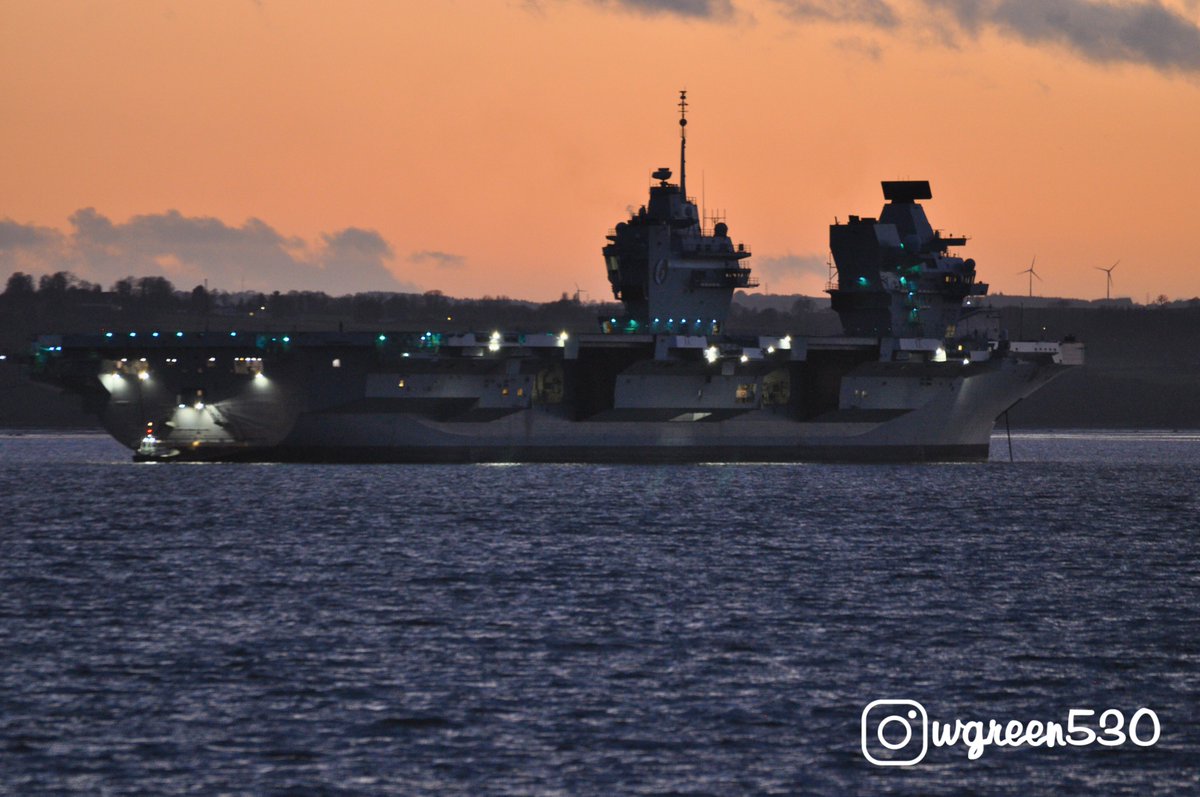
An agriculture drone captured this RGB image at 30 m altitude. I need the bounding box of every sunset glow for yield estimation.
[3,0,1199,301]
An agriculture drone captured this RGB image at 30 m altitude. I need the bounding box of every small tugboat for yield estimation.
[133,422,179,462]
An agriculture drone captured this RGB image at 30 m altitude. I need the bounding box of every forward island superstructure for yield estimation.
[31,93,1082,462]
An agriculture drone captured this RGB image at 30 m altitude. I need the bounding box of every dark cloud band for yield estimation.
[0,210,410,295]
[924,0,1200,74]
[590,0,735,18]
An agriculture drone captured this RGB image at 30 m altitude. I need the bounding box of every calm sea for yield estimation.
[1,431,1197,795]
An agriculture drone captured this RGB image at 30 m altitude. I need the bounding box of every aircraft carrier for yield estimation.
[30,93,1082,463]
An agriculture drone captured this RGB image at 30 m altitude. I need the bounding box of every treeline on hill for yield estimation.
[4,270,1200,429]
[0,270,616,350]
[0,271,836,349]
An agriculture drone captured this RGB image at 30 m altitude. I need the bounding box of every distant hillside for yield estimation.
[2,273,1198,429]
[993,305,1200,429]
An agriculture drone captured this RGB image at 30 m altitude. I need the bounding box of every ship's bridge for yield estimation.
[828,180,987,340]
[602,94,755,336]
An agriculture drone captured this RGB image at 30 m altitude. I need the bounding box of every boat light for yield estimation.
[739,354,749,364]
[704,346,719,364]
[933,347,947,363]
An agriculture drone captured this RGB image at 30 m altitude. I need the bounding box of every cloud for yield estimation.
[0,219,63,249]
[0,209,414,295]
[834,35,886,59]
[775,0,898,27]
[922,0,1200,74]
[589,0,735,19]
[0,219,67,275]
[572,0,1200,76]
[751,252,828,284]
[409,249,467,269]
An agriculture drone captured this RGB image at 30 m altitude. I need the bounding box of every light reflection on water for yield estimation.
[990,428,1200,464]
[0,429,1196,795]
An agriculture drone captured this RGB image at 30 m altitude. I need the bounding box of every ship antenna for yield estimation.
[678,89,688,199]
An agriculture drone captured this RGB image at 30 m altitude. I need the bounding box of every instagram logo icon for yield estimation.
[861,699,928,766]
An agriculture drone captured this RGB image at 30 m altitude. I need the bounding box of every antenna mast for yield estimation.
[678,89,688,199]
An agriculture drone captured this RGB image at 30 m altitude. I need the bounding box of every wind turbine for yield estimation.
[1018,256,1041,297]
[1095,260,1119,300]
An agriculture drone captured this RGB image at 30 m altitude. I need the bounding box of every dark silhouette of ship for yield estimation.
[32,92,1082,462]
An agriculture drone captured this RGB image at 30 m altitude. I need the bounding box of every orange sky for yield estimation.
[3,0,1200,301]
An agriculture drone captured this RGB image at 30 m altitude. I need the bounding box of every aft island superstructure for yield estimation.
[32,92,1082,462]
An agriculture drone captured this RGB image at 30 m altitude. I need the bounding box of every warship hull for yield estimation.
[32,332,1080,464]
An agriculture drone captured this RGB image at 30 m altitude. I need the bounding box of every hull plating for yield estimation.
[103,358,1065,464]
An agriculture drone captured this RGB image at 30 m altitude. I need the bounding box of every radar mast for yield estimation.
[678,90,688,200]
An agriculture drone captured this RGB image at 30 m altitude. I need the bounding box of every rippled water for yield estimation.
[1,431,1197,795]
